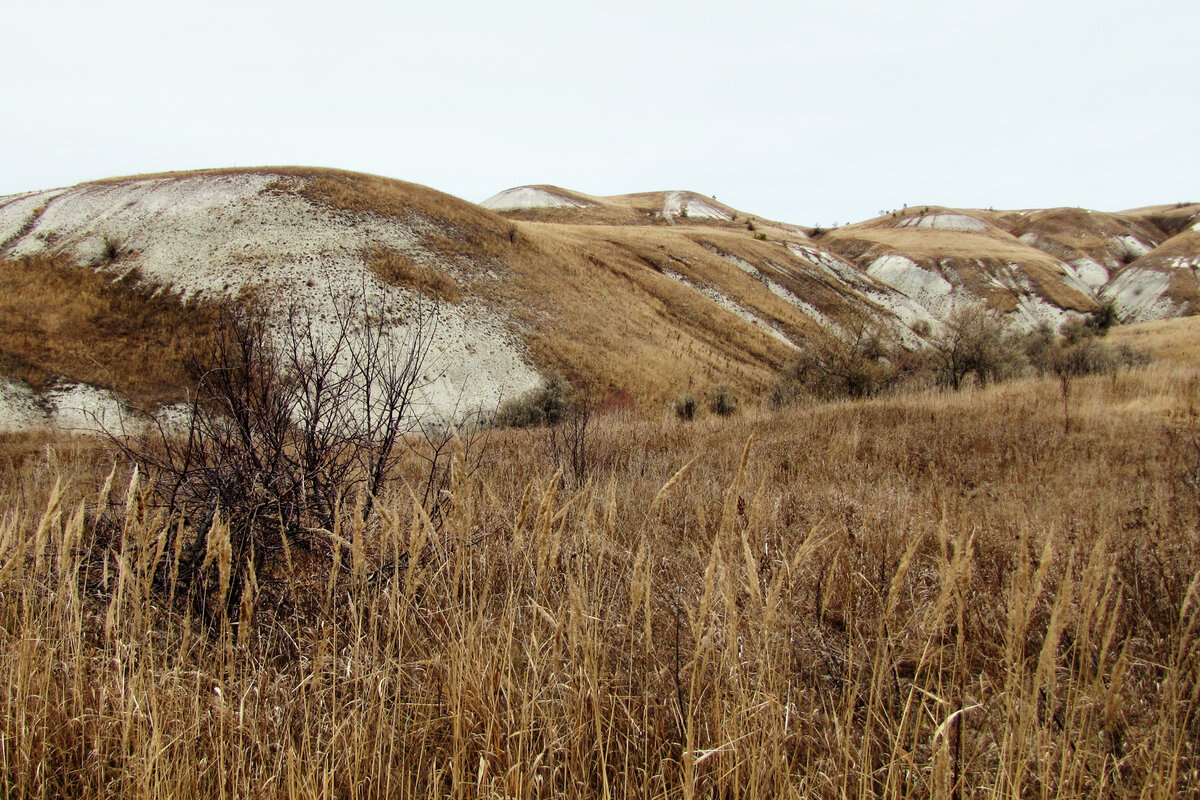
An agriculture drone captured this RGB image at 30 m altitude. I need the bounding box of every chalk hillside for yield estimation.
[1,167,1197,429]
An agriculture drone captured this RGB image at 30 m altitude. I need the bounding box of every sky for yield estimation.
[3,0,1197,226]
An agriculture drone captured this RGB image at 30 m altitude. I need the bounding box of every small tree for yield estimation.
[927,302,1016,390]
[544,390,594,488]
[1047,325,1118,433]
[1022,321,1057,376]
[782,312,899,401]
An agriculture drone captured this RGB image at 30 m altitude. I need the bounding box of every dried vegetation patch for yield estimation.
[0,255,224,406]
[1109,314,1200,365]
[496,222,802,406]
[2,349,1199,798]
[364,246,461,303]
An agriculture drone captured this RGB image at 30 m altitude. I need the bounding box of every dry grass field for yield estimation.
[2,318,1199,798]
[1110,315,1200,367]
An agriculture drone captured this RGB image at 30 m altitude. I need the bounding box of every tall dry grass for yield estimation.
[1,363,1199,798]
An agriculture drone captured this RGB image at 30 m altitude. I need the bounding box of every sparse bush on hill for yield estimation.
[495,372,570,428]
[777,314,901,403]
[926,302,1024,390]
[674,391,697,420]
[1043,316,1146,431]
[1087,297,1120,333]
[708,383,737,416]
[1022,320,1058,376]
[777,302,1150,406]
[101,233,122,262]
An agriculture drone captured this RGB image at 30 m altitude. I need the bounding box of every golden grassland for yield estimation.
[1110,315,1200,368]
[0,255,223,407]
[478,221,814,408]
[2,334,1200,797]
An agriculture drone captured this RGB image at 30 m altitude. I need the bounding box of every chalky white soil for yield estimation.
[897,213,990,232]
[0,378,46,433]
[1102,268,1180,322]
[480,186,596,211]
[661,191,732,221]
[0,172,542,430]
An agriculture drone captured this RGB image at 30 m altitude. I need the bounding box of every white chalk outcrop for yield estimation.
[0,171,542,431]
[897,214,989,233]
[480,186,596,211]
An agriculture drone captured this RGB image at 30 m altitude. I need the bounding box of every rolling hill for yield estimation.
[1,167,1197,431]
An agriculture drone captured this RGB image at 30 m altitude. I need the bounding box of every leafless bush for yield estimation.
[543,391,594,487]
[410,395,496,526]
[779,312,900,402]
[927,302,1022,390]
[107,294,440,623]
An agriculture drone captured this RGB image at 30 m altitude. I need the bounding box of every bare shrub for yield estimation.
[543,392,594,488]
[779,313,900,402]
[926,302,1023,390]
[497,374,594,486]
[107,295,440,623]
[1047,321,1134,432]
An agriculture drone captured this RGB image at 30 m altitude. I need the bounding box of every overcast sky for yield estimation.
[3,0,1196,226]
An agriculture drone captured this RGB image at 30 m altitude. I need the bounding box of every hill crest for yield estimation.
[2,167,1199,432]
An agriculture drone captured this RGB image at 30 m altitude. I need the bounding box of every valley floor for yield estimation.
[1,349,1199,798]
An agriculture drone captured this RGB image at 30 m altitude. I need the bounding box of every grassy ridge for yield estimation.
[2,352,1199,797]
